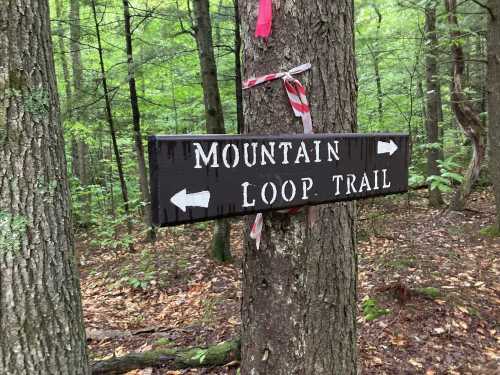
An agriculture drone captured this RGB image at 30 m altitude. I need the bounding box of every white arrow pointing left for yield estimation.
[170,188,211,212]
[377,140,398,156]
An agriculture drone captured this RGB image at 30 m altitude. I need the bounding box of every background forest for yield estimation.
[43,0,498,373]
[51,0,495,243]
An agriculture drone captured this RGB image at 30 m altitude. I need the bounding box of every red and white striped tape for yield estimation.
[243,63,313,135]
[245,63,313,249]
[249,212,264,248]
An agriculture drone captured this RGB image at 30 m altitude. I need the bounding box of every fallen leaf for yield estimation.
[372,356,383,365]
[409,358,423,368]
[433,327,446,335]
[390,335,407,346]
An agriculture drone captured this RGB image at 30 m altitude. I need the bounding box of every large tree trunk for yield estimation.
[0,0,89,373]
[488,0,500,230]
[239,1,358,374]
[424,4,444,207]
[122,0,155,241]
[192,0,231,262]
[445,0,486,211]
[91,0,133,240]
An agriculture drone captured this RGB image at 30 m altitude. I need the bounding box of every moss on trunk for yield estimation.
[91,339,240,374]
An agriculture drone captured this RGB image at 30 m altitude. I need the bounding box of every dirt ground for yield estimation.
[80,189,499,374]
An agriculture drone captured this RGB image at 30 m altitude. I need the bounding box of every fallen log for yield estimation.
[91,339,240,374]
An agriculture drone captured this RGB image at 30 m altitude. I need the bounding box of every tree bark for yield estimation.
[91,339,240,374]
[488,0,500,230]
[0,0,89,373]
[238,1,358,374]
[424,4,445,207]
[122,0,155,241]
[90,0,133,239]
[192,0,231,262]
[445,0,486,211]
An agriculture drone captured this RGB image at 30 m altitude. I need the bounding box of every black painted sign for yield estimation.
[149,133,409,226]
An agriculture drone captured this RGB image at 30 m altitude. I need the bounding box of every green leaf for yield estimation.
[192,349,208,364]
[441,172,464,183]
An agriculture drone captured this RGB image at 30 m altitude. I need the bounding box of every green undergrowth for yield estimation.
[479,225,500,238]
[415,286,441,299]
[383,256,417,270]
[117,248,188,291]
[362,297,390,321]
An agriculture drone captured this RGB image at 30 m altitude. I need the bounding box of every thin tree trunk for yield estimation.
[374,56,383,124]
[214,0,223,61]
[70,0,83,107]
[139,43,146,98]
[90,0,133,239]
[233,0,244,134]
[192,0,226,134]
[239,0,358,374]
[372,4,383,125]
[445,0,486,211]
[170,68,179,133]
[476,35,487,129]
[122,0,155,241]
[488,0,500,230]
[70,0,91,227]
[0,0,89,373]
[424,4,444,207]
[70,0,90,188]
[54,0,73,117]
[192,0,231,262]
[55,0,79,194]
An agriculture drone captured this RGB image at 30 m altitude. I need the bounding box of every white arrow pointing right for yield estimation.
[170,188,211,212]
[377,140,398,156]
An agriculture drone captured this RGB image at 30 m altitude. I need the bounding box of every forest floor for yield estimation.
[79,189,499,375]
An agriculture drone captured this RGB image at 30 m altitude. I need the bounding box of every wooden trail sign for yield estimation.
[149,133,409,226]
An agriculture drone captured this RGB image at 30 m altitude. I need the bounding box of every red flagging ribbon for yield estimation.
[255,0,272,38]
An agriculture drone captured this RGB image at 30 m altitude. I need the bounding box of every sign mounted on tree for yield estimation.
[149,133,409,227]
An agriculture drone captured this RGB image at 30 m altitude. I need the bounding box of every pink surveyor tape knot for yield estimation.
[244,63,314,249]
[255,0,272,38]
